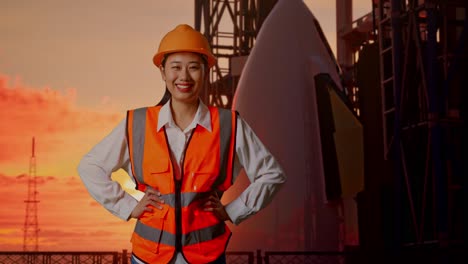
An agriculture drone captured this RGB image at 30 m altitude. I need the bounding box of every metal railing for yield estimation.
[1,249,466,264]
[0,250,254,264]
[226,251,255,264]
[263,251,346,264]
[0,251,122,264]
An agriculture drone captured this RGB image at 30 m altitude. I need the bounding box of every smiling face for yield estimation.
[160,52,207,106]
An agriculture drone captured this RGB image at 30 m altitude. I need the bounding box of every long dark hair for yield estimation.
[156,87,171,106]
[156,54,171,106]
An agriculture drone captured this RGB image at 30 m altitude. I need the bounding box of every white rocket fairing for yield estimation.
[225,0,364,251]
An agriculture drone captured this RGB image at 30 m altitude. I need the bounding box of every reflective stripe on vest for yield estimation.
[135,220,225,246]
[126,107,146,187]
[126,106,236,264]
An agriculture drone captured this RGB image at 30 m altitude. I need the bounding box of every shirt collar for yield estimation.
[157,99,212,132]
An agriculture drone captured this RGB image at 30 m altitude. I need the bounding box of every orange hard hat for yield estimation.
[153,24,217,68]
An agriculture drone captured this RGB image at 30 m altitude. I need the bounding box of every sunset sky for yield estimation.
[0,0,371,251]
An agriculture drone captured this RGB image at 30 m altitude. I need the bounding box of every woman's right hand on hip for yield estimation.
[130,187,165,219]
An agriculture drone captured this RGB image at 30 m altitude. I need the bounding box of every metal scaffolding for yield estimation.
[194,0,467,251]
[373,0,467,248]
[194,0,277,108]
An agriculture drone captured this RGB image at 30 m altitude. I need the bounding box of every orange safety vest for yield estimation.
[126,105,237,264]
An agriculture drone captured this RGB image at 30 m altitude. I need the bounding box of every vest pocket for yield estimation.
[186,172,217,192]
[145,158,173,193]
[139,204,169,224]
[136,205,170,254]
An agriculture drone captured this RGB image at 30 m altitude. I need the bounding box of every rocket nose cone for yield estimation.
[231,0,346,252]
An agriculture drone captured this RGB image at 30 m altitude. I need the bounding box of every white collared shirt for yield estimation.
[156,99,213,182]
[78,99,286,260]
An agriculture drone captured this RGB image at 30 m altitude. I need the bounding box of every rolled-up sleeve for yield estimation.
[225,117,286,225]
[77,119,138,221]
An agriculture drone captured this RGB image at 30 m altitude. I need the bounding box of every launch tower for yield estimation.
[194,0,278,108]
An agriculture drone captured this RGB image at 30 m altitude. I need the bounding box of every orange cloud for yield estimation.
[0,73,135,251]
[0,73,124,175]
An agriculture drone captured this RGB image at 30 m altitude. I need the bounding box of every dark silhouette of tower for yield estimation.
[355,0,467,250]
[23,137,40,251]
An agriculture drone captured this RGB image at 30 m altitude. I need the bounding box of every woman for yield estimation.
[78,24,285,264]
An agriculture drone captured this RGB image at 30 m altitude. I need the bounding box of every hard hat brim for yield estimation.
[153,49,217,69]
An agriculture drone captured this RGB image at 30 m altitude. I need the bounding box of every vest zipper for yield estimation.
[175,180,182,252]
[174,129,195,255]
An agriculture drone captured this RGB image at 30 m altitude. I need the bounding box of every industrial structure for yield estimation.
[23,137,40,251]
[194,0,278,108]
[352,0,467,250]
[196,0,467,252]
